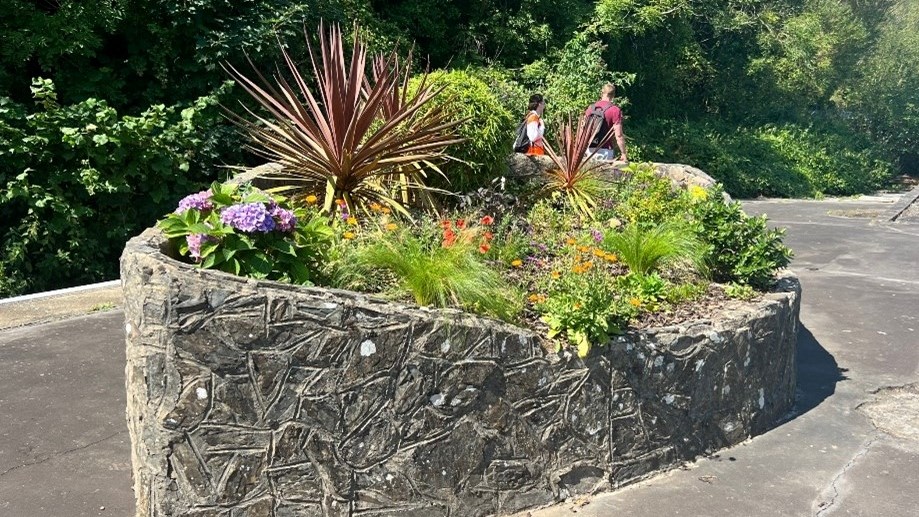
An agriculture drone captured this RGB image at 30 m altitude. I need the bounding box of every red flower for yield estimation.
[440,220,452,229]
[455,218,466,229]
[480,215,494,225]
[483,231,494,241]
[443,229,457,247]
[479,243,491,254]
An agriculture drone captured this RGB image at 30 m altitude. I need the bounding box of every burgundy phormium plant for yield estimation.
[542,116,615,218]
[224,23,463,217]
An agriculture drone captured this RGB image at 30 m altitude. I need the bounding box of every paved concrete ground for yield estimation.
[0,194,917,516]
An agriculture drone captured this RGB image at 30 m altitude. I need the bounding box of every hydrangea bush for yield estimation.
[158,183,333,284]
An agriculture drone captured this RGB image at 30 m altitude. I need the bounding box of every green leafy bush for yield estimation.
[416,70,515,192]
[607,162,690,226]
[0,79,229,296]
[158,183,334,284]
[690,186,792,288]
[631,119,895,198]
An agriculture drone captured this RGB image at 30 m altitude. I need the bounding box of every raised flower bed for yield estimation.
[121,223,798,516]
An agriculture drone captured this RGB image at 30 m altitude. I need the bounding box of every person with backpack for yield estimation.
[513,94,546,156]
[584,83,628,162]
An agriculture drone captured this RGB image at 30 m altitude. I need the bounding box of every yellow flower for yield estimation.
[629,297,642,307]
[551,271,561,279]
[381,207,391,214]
[528,293,540,303]
[583,261,593,271]
[370,202,382,212]
[689,185,708,201]
[577,245,590,253]
[343,231,356,240]
[305,194,318,205]
[511,259,523,268]
[566,238,576,245]
[604,253,618,263]
[346,217,358,226]
[385,223,398,231]
[592,248,605,257]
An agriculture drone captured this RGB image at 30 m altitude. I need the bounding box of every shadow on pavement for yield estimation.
[793,324,847,416]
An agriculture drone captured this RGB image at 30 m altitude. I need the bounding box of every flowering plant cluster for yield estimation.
[159,182,333,284]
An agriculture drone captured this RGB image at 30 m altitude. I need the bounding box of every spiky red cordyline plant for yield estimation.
[223,23,463,217]
[368,48,448,210]
[542,116,615,219]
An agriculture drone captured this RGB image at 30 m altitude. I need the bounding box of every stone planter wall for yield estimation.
[122,229,799,517]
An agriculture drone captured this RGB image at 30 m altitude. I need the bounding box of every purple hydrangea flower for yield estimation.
[590,228,603,242]
[175,191,213,214]
[220,203,276,233]
[186,233,213,260]
[270,206,297,232]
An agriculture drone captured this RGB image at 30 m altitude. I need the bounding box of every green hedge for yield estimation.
[631,118,896,198]
[0,79,233,296]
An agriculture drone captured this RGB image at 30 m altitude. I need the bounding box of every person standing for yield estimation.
[584,83,628,162]
[524,94,546,156]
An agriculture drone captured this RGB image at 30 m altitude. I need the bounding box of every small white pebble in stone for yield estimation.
[385,473,394,481]
[442,469,447,476]
[430,393,446,407]
[758,388,765,409]
[125,323,132,333]
[695,359,705,372]
[360,340,377,357]
[877,331,887,335]
[195,387,208,400]
[440,340,451,353]
[663,394,675,405]
[248,333,254,338]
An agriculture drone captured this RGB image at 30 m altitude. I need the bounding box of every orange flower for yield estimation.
[443,229,456,247]
[343,231,356,240]
[370,202,382,212]
[573,302,582,310]
[511,259,523,267]
[455,218,466,229]
[572,264,585,274]
[381,207,391,214]
[583,261,594,270]
[346,217,358,226]
[479,243,491,254]
[551,271,561,279]
[385,223,398,231]
[483,231,494,241]
[604,253,618,263]
[480,215,494,225]
[440,220,452,229]
[566,238,576,245]
[629,297,642,307]
[528,293,540,303]
[592,248,605,257]
[577,245,590,253]
[335,198,345,207]
[305,194,318,205]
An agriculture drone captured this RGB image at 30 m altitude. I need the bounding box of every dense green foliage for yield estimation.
[1,0,915,296]
[0,79,229,296]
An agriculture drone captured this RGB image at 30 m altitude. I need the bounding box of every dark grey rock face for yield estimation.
[121,229,799,517]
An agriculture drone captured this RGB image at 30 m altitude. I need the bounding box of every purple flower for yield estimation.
[186,233,213,261]
[220,203,276,233]
[590,228,603,242]
[270,206,297,232]
[175,191,213,214]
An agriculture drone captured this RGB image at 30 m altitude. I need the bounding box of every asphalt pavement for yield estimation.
[1,192,918,517]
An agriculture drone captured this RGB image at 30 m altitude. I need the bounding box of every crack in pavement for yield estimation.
[814,433,880,517]
[0,430,126,479]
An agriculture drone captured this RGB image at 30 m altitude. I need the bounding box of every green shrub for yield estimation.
[607,162,690,226]
[631,119,895,198]
[690,186,792,288]
[0,79,231,297]
[414,70,515,193]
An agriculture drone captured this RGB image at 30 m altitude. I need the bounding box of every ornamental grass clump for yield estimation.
[601,220,707,277]
[159,182,334,284]
[347,215,522,322]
